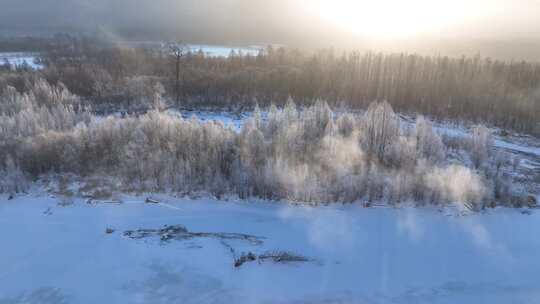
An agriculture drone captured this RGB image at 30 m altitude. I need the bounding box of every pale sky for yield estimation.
[1,0,539,58]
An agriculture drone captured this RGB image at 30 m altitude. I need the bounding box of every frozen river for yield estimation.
[0,193,539,303]
[0,52,42,70]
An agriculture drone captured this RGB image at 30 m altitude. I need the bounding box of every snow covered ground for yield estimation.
[428,121,540,159]
[187,45,261,57]
[1,192,540,303]
[167,109,253,131]
[0,52,43,70]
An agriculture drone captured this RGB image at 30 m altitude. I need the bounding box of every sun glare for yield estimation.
[316,0,482,38]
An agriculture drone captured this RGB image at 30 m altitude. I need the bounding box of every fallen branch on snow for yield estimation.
[123,225,265,245]
[86,199,122,205]
[145,197,160,204]
[234,250,310,267]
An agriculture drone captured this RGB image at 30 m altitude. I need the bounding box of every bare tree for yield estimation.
[167,42,189,104]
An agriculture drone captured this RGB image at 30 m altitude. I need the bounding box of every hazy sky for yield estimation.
[1,0,539,58]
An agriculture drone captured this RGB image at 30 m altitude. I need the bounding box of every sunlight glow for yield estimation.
[315,0,485,38]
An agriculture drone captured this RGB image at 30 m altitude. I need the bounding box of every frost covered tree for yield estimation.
[425,165,487,207]
[414,116,444,163]
[336,113,355,138]
[301,100,334,144]
[0,156,28,194]
[360,100,399,162]
[282,97,298,124]
[152,82,166,112]
[0,88,524,206]
[470,125,492,168]
[266,104,280,138]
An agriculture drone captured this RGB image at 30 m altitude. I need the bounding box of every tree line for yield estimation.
[1,36,539,135]
[0,79,530,207]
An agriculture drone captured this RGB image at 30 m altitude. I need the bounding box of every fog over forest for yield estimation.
[2,0,540,60]
[1,1,540,302]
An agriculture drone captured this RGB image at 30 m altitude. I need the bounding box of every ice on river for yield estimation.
[1,193,539,303]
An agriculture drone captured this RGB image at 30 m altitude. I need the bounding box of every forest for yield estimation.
[2,36,538,135]
[0,77,530,207]
[0,36,538,205]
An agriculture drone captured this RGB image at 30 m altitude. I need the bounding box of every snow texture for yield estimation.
[1,193,540,303]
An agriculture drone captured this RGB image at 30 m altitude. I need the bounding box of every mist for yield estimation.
[0,0,325,45]
[1,0,540,59]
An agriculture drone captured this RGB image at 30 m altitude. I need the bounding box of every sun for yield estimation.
[315,0,481,39]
